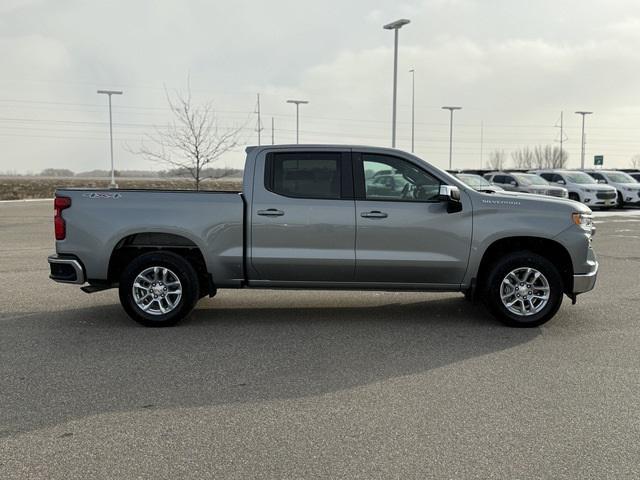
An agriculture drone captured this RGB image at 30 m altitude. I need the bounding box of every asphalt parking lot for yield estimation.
[1,201,640,479]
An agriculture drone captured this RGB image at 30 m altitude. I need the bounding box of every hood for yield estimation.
[482,190,590,213]
[585,184,616,191]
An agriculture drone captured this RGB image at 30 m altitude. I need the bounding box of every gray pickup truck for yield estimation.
[49,145,598,328]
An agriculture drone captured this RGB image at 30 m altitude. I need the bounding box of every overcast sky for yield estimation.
[2,0,640,173]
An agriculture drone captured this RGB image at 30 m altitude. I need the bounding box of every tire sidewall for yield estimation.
[485,251,563,327]
[119,251,199,327]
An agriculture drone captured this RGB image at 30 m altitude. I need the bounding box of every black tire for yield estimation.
[568,192,580,202]
[483,251,564,328]
[616,191,624,209]
[119,251,200,327]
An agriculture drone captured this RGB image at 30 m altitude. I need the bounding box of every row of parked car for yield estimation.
[452,169,640,209]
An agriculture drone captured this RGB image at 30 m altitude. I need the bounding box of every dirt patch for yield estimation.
[0,177,243,200]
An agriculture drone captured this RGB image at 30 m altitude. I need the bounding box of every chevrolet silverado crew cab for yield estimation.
[49,145,598,328]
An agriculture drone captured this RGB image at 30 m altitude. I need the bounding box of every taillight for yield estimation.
[54,196,71,240]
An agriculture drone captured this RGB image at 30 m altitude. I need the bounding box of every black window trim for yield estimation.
[353,152,443,204]
[264,151,354,201]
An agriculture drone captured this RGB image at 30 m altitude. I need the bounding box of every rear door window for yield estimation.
[266,152,342,199]
[493,175,508,184]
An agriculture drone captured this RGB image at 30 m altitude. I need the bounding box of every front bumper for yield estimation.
[583,194,616,207]
[573,261,598,294]
[48,254,86,284]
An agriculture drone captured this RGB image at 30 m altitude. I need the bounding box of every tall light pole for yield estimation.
[409,68,415,152]
[286,99,309,144]
[97,89,123,188]
[575,111,593,170]
[383,18,410,148]
[442,106,462,170]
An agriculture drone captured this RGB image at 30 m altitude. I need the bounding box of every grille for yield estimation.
[596,191,616,200]
[549,189,566,197]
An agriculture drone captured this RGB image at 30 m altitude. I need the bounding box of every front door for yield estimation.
[250,149,356,283]
[354,152,472,285]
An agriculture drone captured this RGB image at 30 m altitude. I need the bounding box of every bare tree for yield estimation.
[533,145,548,169]
[631,154,640,169]
[511,147,534,169]
[487,149,506,170]
[130,81,243,190]
[532,144,568,169]
[547,145,568,168]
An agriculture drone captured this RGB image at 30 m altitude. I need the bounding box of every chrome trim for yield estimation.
[573,262,598,294]
[48,255,86,285]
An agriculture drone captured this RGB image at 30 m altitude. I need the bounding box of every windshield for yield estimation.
[513,173,548,186]
[605,172,636,183]
[456,174,492,188]
[564,172,597,184]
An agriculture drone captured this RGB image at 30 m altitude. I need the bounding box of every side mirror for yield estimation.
[557,179,566,185]
[440,184,461,202]
[439,185,462,213]
[510,181,517,186]
[598,179,607,184]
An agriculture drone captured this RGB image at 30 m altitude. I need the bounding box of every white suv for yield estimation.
[583,170,640,208]
[530,170,617,208]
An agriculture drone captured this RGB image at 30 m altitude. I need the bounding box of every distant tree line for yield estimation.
[33,167,243,178]
[487,145,569,170]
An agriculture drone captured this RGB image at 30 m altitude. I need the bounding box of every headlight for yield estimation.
[572,212,594,235]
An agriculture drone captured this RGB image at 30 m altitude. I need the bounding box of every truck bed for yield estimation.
[55,188,245,286]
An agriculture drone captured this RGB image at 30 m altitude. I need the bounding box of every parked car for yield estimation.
[583,170,640,208]
[367,173,412,199]
[484,172,568,198]
[48,145,598,328]
[454,173,504,193]
[629,172,640,182]
[530,169,617,208]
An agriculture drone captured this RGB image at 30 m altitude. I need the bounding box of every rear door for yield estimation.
[250,149,356,282]
[353,152,472,285]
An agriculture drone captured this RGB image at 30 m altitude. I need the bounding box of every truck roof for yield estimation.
[245,144,417,156]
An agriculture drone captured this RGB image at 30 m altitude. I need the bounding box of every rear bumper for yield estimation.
[573,261,598,294]
[48,254,86,285]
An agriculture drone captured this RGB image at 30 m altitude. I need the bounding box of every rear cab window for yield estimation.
[265,151,351,199]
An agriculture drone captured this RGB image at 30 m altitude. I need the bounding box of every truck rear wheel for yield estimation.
[484,251,563,327]
[119,251,199,327]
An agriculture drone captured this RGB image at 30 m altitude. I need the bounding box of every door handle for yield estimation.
[257,208,284,217]
[360,210,388,219]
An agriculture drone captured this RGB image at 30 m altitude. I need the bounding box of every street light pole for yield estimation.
[286,99,309,144]
[97,89,123,188]
[442,106,462,170]
[383,19,410,148]
[409,68,415,152]
[575,111,593,170]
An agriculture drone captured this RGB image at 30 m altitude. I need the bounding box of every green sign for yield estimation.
[594,155,604,166]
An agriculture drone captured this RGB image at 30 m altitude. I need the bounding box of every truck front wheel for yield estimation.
[484,251,563,327]
[119,251,200,327]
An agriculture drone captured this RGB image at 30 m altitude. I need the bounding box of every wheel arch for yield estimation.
[476,236,574,295]
[107,232,214,296]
